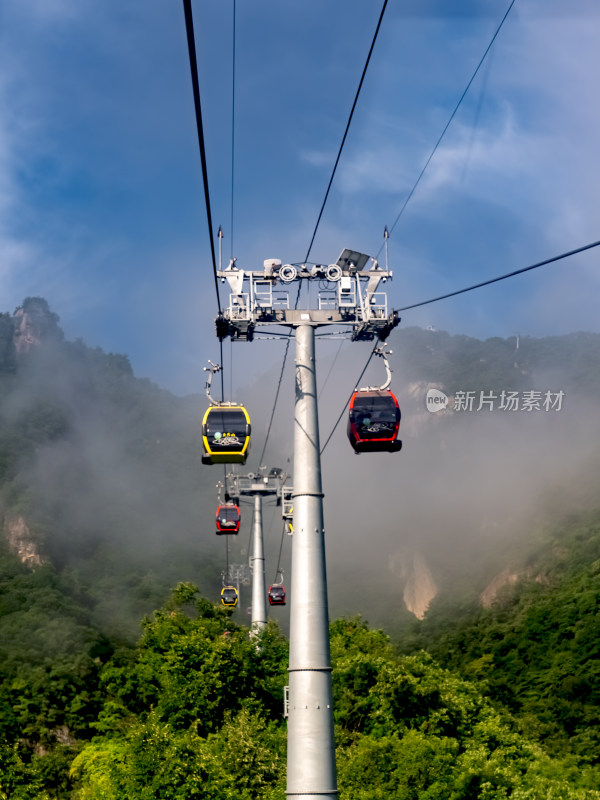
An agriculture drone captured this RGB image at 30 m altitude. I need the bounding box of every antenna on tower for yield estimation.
[384,226,389,271]
[218,226,224,271]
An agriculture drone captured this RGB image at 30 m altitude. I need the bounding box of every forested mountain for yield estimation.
[5,580,600,798]
[2,298,600,797]
[323,323,600,636]
[401,508,600,765]
[0,298,222,639]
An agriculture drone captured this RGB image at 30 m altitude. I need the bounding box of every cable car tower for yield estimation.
[214,247,399,800]
[224,467,289,635]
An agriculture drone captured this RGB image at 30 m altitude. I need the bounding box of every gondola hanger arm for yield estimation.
[204,360,222,406]
[357,344,393,392]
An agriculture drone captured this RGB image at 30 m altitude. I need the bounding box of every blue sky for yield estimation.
[1,0,599,395]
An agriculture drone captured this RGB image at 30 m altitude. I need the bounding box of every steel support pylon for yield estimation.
[287,324,338,799]
[250,494,267,634]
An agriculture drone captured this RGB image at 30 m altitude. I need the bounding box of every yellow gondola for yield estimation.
[202,404,251,465]
[220,586,239,607]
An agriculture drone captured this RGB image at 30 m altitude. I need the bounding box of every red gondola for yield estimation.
[268,585,286,606]
[216,503,241,534]
[347,389,402,454]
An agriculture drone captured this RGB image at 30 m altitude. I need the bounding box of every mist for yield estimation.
[2,311,599,638]
[0,332,228,637]
[233,326,600,630]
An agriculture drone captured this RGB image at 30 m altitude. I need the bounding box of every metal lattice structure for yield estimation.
[215,249,399,343]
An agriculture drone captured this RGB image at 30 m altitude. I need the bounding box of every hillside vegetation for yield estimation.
[402,509,600,765]
[2,298,600,796]
[4,579,600,799]
[0,299,223,640]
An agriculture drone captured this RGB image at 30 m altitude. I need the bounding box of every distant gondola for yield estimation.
[202,405,251,465]
[216,503,241,534]
[268,585,286,606]
[347,389,402,454]
[220,586,239,607]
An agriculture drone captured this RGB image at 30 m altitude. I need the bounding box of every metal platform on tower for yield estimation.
[215,248,399,342]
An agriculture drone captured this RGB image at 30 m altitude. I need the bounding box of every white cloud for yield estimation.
[0,0,598,391]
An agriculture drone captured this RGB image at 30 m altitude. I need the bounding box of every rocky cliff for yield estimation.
[3,515,46,568]
[390,549,439,620]
[403,552,438,619]
[12,297,63,355]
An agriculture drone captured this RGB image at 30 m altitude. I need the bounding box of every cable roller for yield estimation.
[325,264,342,282]
[280,264,298,283]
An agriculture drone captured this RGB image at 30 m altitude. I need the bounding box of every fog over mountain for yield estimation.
[2,300,599,636]
[231,326,600,628]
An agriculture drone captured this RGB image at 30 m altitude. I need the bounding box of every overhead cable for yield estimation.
[396,239,600,313]
[226,532,230,583]
[257,286,301,467]
[258,346,289,467]
[274,520,286,584]
[305,0,389,263]
[318,339,346,400]
[258,3,389,464]
[379,0,517,254]
[230,0,237,261]
[320,0,518,450]
[182,0,222,313]
[226,1,238,400]
[320,343,378,455]
[320,237,600,452]
[246,504,255,570]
